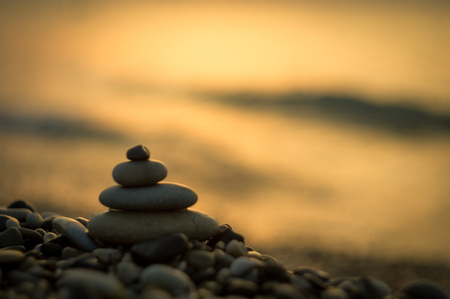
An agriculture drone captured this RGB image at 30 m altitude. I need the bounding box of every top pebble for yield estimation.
[127,145,150,161]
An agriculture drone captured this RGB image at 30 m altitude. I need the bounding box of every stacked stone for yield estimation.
[87,145,220,245]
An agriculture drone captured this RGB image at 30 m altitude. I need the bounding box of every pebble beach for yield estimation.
[0,146,449,299]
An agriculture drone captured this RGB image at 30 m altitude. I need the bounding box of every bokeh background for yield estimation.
[1,0,450,292]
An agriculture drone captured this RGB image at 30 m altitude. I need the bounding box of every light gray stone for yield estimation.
[53,217,97,252]
[226,240,248,257]
[58,268,125,299]
[88,209,219,244]
[43,232,58,243]
[112,160,167,187]
[99,183,197,211]
[140,264,195,297]
[26,212,43,229]
[230,257,263,277]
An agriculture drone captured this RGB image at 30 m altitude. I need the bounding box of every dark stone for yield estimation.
[41,243,62,258]
[0,215,19,232]
[41,215,58,231]
[131,233,189,266]
[126,145,150,161]
[58,282,102,299]
[293,266,330,282]
[0,245,26,252]
[40,259,58,272]
[273,283,307,299]
[18,227,44,244]
[260,265,291,283]
[48,235,72,248]
[302,273,327,292]
[400,279,449,299]
[215,251,234,269]
[227,279,258,297]
[0,227,23,248]
[7,200,38,213]
[190,267,216,284]
[22,239,37,251]
[0,209,31,221]
[206,224,244,248]
[72,253,108,272]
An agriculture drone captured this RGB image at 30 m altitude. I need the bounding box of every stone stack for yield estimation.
[88,145,220,245]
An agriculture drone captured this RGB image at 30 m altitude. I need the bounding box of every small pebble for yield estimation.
[400,279,449,299]
[0,208,31,221]
[44,232,58,243]
[93,248,123,265]
[40,243,62,258]
[230,256,263,277]
[116,261,142,285]
[126,145,150,161]
[26,212,43,229]
[53,217,97,252]
[58,268,125,299]
[0,249,24,263]
[0,227,23,248]
[35,228,46,237]
[184,250,216,269]
[5,218,21,229]
[140,264,195,297]
[226,240,248,257]
[75,217,89,227]
[7,200,38,213]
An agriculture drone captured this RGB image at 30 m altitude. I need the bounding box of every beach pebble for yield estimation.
[207,224,245,247]
[112,160,168,187]
[227,278,258,297]
[41,215,58,231]
[58,268,125,299]
[44,232,58,243]
[273,283,307,299]
[0,249,24,263]
[92,248,123,265]
[53,217,97,252]
[18,228,44,244]
[185,250,216,269]
[321,287,349,299]
[230,256,263,277]
[140,264,195,297]
[127,145,150,161]
[7,200,38,213]
[26,212,43,229]
[99,183,197,211]
[0,227,23,248]
[293,266,331,282]
[0,208,31,221]
[88,209,219,244]
[35,228,46,237]
[226,240,248,257]
[40,243,62,258]
[0,215,19,231]
[5,218,21,229]
[139,288,172,299]
[131,233,189,265]
[75,217,89,227]
[61,247,86,260]
[116,261,142,285]
[399,279,449,299]
[214,249,235,268]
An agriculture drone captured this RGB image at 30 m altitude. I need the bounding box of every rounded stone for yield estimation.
[53,217,97,252]
[117,261,142,285]
[88,209,219,244]
[140,264,195,297]
[26,212,43,229]
[230,257,263,277]
[112,160,167,187]
[58,269,125,299]
[0,227,23,248]
[184,250,216,270]
[0,208,31,221]
[131,233,189,266]
[126,145,150,161]
[226,240,248,257]
[0,249,24,263]
[400,279,449,299]
[0,215,19,231]
[5,218,20,229]
[99,183,198,211]
[92,248,123,265]
[7,200,38,213]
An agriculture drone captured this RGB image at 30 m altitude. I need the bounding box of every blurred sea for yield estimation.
[1,0,450,291]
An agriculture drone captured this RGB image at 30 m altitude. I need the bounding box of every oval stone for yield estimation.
[99,183,197,211]
[88,209,219,244]
[112,160,167,187]
[126,145,150,161]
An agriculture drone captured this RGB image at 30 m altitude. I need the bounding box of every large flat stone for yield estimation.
[99,183,197,211]
[112,160,167,187]
[87,209,219,244]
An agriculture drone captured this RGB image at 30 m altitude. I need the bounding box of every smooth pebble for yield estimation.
[140,264,195,297]
[226,240,248,257]
[126,145,150,161]
[112,160,168,187]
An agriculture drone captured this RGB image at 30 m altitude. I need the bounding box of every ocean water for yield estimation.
[1,1,450,282]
